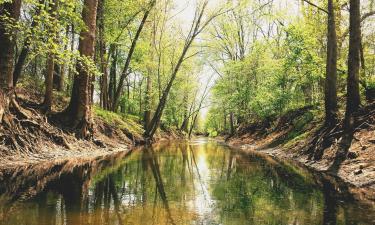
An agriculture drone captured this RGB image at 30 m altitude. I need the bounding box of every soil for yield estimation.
[224,104,375,202]
[0,87,183,172]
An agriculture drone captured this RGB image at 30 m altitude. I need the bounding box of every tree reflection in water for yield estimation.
[0,139,374,225]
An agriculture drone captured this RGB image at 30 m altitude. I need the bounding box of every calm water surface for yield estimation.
[0,138,374,225]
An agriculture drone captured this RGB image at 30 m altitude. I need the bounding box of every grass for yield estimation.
[93,106,145,137]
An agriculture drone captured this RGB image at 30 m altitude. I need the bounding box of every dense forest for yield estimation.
[0,0,375,224]
[0,0,374,163]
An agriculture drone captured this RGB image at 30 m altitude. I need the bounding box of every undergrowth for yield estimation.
[94,106,145,137]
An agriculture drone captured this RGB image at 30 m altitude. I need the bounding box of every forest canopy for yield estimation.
[0,0,374,142]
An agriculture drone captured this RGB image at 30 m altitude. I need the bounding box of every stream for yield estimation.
[0,138,374,225]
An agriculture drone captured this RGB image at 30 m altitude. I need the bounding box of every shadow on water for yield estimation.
[0,138,375,225]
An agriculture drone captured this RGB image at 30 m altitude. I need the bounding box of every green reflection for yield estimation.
[0,139,374,225]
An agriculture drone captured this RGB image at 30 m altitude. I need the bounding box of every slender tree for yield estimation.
[324,0,338,126]
[13,0,44,86]
[144,1,221,139]
[97,0,109,110]
[112,0,155,111]
[42,0,59,112]
[345,0,361,127]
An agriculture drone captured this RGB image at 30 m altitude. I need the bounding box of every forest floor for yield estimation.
[0,87,184,172]
[224,104,375,201]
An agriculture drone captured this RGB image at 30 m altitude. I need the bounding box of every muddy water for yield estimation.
[0,138,374,225]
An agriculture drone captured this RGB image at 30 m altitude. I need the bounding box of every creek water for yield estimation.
[0,138,374,225]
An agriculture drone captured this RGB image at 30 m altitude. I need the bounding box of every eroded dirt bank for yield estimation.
[0,88,184,172]
[223,105,375,201]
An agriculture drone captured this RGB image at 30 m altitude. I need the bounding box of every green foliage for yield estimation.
[205,4,327,134]
[94,106,144,137]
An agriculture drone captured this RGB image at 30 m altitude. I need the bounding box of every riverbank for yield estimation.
[0,88,185,171]
[223,105,375,201]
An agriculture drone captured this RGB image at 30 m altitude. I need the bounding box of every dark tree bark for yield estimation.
[144,1,215,139]
[42,0,59,112]
[345,0,361,127]
[112,2,154,111]
[58,62,66,91]
[229,112,235,135]
[0,0,22,122]
[97,0,109,109]
[42,53,55,112]
[108,47,118,107]
[67,24,75,93]
[324,0,338,126]
[0,0,21,89]
[59,0,98,138]
[144,74,152,130]
[13,0,44,86]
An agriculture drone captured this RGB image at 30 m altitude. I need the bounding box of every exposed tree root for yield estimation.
[304,103,375,161]
[0,92,73,156]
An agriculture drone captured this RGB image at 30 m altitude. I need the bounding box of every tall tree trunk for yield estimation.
[108,48,117,108]
[324,0,338,126]
[13,0,44,86]
[42,0,60,112]
[229,112,235,135]
[67,24,75,93]
[97,0,109,110]
[144,1,211,139]
[59,0,98,138]
[59,62,66,91]
[112,3,154,111]
[223,109,227,133]
[345,0,361,127]
[42,53,54,112]
[144,74,152,130]
[0,0,22,122]
[0,1,21,89]
[56,27,69,92]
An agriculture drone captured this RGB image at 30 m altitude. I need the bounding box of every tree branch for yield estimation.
[301,0,328,14]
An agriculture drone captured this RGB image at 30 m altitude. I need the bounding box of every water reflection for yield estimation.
[0,138,374,225]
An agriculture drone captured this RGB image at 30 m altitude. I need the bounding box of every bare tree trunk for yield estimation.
[97,0,109,109]
[144,22,156,130]
[345,0,361,127]
[13,0,44,86]
[144,74,152,130]
[67,24,75,93]
[42,0,59,112]
[112,2,155,111]
[223,109,227,133]
[42,53,54,112]
[56,27,70,92]
[229,112,235,135]
[58,0,98,138]
[180,94,189,132]
[108,47,117,108]
[144,1,214,140]
[324,0,338,126]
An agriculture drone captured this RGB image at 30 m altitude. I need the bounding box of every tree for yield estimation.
[324,0,338,126]
[42,0,59,112]
[13,0,44,86]
[97,0,109,110]
[111,0,156,111]
[0,0,22,120]
[144,1,220,139]
[345,0,361,127]
[57,0,98,138]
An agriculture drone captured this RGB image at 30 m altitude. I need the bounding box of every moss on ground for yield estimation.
[94,106,145,138]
